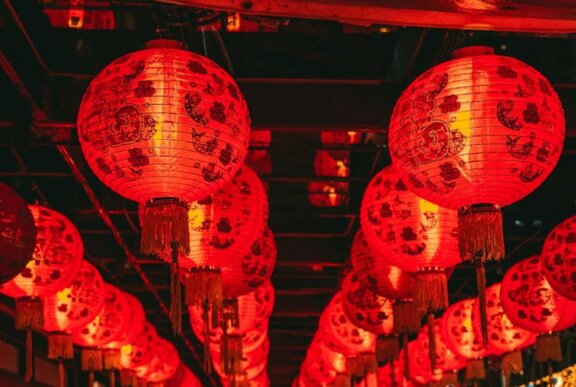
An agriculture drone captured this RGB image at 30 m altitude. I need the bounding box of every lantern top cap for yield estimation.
[145,39,185,50]
[452,46,495,58]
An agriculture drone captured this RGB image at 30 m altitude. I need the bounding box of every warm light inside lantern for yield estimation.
[121,344,133,356]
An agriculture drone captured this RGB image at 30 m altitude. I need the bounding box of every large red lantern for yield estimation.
[341,269,396,364]
[77,38,251,267]
[43,260,104,362]
[120,322,158,370]
[441,299,488,381]
[500,256,576,363]
[541,215,576,301]
[135,338,180,383]
[0,204,84,382]
[472,283,535,379]
[0,182,36,286]
[360,165,460,338]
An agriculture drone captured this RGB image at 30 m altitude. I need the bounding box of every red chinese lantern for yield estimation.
[222,227,277,301]
[441,299,488,381]
[299,335,347,385]
[102,291,147,351]
[120,322,158,370]
[341,269,396,364]
[245,130,273,176]
[320,130,360,160]
[541,215,576,301]
[471,283,536,379]
[135,338,180,383]
[212,336,269,381]
[308,150,349,208]
[0,204,84,382]
[500,256,576,363]
[0,182,36,286]
[388,46,565,343]
[361,166,460,317]
[349,230,419,342]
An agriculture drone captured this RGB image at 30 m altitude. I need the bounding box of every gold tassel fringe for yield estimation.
[103,349,121,370]
[48,332,74,360]
[501,350,523,378]
[15,297,44,330]
[427,313,437,371]
[334,374,351,387]
[221,334,243,376]
[402,333,410,381]
[536,333,562,363]
[120,370,137,387]
[393,299,421,335]
[414,269,448,316]
[141,197,190,257]
[185,266,223,309]
[25,329,34,383]
[58,358,65,387]
[219,298,240,331]
[81,348,103,371]
[376,335,399,364]
[441,372,459,385]
[170,243,182,335]
[465,358,485,381]
[346,353,377,378]
[458,203,505,262]
[476,258,488,347]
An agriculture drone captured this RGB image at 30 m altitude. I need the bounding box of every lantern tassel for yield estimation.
[501,350,523,378]
[58,358,64,387]
[465,358,485,381]
[88,371,94,387]
[110,370,116,387]
[427,313,437,371]
[202,300,212,373]
[15,297,44,331]
[442,372,458,386]
[120,370,136,387]
[219,298,240,331]
[81,348,103,372]
[458,203,505,262]
[48,332,74,360]
[402,333,410,380]
[376,335,399,364]
[170,242,182,335]
[141,197,190,256]
[414,269,448,316]
[393,299,420,335]
[25,329,33,383]
[334,374,351,387]
[103,349,121,371]
[390,360,396,387]
[535,333,562,363]
[221,333,243,376]
[476,257,488,347]
[185,266,223,312]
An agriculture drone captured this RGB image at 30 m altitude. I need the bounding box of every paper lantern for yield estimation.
[78,38,250,264]
[541,215,576,300]
[71,284,134,348]
[320,130,360,160]
[361,165,460,318]
[0,205,83,382]
[120,322,158,370]
[0,182,36,286]
[245,130,272,176]
[43,260,104,360]
[135,338,180,383]
[308,150,349,208]
[212,337,269,380]
[181,165,267,302]
[222,227,277,299]
[414,316,466,374]
[103,292,147,350]
[441,299,488,381]
[500,256,576,362]
[388,45,564,263]
[299,335,346,385]
[319,292,376,357]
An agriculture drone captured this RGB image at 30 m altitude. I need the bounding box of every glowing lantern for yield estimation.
[135,339,180,383]
[0,182,36,286]
[441,299,488,381]
[0,204,83,382]
[360,165,460,359]
[120,322,158,370]
[43,260,104,363]
[77,39,251,314]
[500,256,576,363]
[341,270,396,363]
[320,130,360,160]
[299,335,347,385]
[308,150,349,207]
[212,337,269,381]
[541,215,576,301]
[471,283,535,379]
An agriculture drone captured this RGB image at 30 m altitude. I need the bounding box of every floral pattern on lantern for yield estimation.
[0,204,84,298]
[135,339,180,383]
[77,41,251,205]
[120,322,158,369]
[43,260,104,332]
[104,292,147,350]
[441,299,488,360]
[541,215,576,300]
[341,270,394,336]
[500,256,576,334]
[0,183,36,286]
[212,337,269,381]
[72,284,133,348]
[472,283,536,355]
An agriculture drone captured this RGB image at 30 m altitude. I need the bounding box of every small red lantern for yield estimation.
[0,204,84,382]
[441,299,488,382]
[500,256,576,363]
[43,260,104,362]
[341,269,396,364]
[135,338,180,383]
[120,322,158,370]
[0,182,36,286]
[361,166,460,317]
[320,130,360,160]
[245,130,273,176]
[78,39,251,275]
[541,215,576,301]
[102,291,147,351]
[309,149,349,208]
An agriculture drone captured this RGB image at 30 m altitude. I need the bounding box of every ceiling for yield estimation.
[0,1,575,385]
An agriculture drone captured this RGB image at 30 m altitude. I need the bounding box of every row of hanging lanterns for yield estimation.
[0,186,196,386]
[296,45,571,386]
